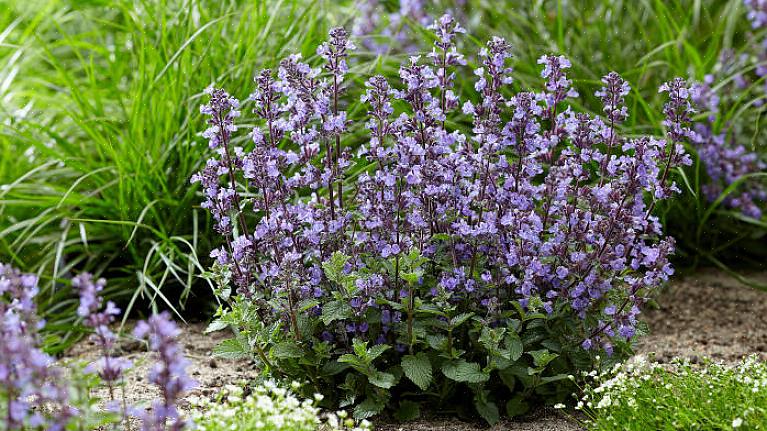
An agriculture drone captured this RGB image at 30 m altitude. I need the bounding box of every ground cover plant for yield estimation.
[576,355,767,430]
[198,14,693,424]
[190,382,372,431]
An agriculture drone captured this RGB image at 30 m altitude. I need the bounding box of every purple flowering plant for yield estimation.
[1,261,195,431]
[0,263,86,430]
[133,312,196,431]
[684,0,767,222]
[198,15,690,423]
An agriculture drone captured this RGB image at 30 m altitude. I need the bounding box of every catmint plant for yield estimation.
[681,1,767,220]
[75,274,132,403]
[198,16,689,424]
[134,312,196,431]
[0,263,73,431]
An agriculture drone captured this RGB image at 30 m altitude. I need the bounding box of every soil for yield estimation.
[636,268,767,364]
[66,269,767,430]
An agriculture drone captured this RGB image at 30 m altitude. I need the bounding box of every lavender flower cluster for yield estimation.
[353,0,432,54]
[0,264,74,431]
[685,0,767,219]
[75,273,132,403]
[134,312,196,431]
[1,262,194,431]
[195,15,690,357]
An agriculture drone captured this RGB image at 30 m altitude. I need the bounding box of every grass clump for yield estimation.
[577,355,767,430]
[0,0,358,349]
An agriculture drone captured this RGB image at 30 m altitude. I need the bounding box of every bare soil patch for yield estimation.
[637,268,767,363]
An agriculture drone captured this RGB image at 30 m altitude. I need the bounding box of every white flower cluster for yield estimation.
[189,381,372,431]
[575,355,767,429]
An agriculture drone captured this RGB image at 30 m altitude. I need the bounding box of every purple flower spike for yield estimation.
[75,273,131,402]
[134,312,196,431]
[1,263,72,430]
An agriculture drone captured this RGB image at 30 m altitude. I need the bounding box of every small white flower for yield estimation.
[554,403,566,409]
[732,418,743,428]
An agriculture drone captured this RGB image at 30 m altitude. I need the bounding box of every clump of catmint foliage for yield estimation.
[196,15,691,424]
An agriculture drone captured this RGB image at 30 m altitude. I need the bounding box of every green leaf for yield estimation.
[541,373,571,384]
[442,359,489,383]
[322,252,350,283]
[338,354,364,367]
[401,271,421,284]
[352,339,368,357]
[271,342,303,359]
[402,353,433,390]
[505,332,524,361]
[528,349,558,368]
[354,398,386,420]
[321,300,352,325]
[204,319,228,333]
[394,400,421,421]
[367,344,390,362]
[498,368,516,391]
[212,338,248,360]
[449,312,474,327]
[322,360,350,376]
[298,299,320,312]
[426,334,448,350]
[474,395,500,425]
[369,371,397,389]
[505,396,530,417]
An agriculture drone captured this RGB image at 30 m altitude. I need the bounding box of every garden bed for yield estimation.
[66,269,767,430]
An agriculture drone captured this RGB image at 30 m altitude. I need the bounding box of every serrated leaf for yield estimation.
[426,334,448,350]
[298,299,320,312]
[505,332,523,361]
[338,353,364,367]
[474,396,500,425]
[401,271,421,284]
[212,338,248,360]
[402,353,432,390]
[528,349,558,368]
[321,300,352,325]
[204,319,228,333]
[368,370,397,388]
[322,360,350,376]
[322,252,350,284]
[353,398,386,420]
[441,359,489,383]
[450,312,475,327]
[271,342,303,359]
[541,373,571,384]
[367,344,390,361]
[394,400,421,421]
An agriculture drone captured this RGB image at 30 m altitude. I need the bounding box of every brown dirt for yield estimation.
[65,323,260,414]
[637,268,767,363]
[65,269,767,430]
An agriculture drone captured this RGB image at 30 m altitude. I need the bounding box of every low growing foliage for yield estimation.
[190,382,372,431]
[197,15,691,423]
[576,355,767,430]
